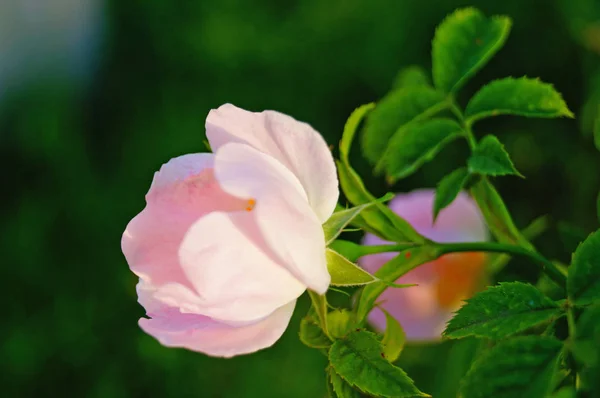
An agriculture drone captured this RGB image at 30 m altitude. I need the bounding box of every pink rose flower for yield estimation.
[122,104,339,357]
[359,190,489,341]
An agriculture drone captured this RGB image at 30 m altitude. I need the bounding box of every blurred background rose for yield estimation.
[2,0,600,397]
[360,190,488,341]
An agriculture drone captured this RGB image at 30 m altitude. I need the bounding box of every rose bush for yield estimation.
[122,104,338,357]
[360,190,489,341]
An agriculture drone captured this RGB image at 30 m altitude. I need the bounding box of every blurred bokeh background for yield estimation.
[3,0,600,396]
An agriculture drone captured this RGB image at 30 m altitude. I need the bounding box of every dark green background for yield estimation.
[3,0,600,396]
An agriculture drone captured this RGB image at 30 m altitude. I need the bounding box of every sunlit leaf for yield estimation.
[328,309,356,339]
[329,330,428,397]
[465,77,574,123]
[362,86,447,163]
[392,65,431,90]
[432,8,512,93]
[468,135,523,177]
[381,308,406,362]
[444,282,562,339]
[328,367,362,398]
[470,178,534,249]
[433,167,469,221]
[567,229,600,305]
[460,336,562,398]
[299,316,331,349]
[379,118,463,182]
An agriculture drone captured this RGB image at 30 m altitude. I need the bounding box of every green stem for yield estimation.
[435,242,566,289]
[360,241,567,289]
[449,99,477,150]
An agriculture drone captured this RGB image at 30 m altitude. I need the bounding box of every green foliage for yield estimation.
[567,230,600,305]
[328,368,362,398]
[432,8,512,93]
[379,118,463,182]
[594,113,600,151]
[300,316,331,349]
[340,103,376,162]
[459,336,562,398]
[444,282,562,339]
[328,310,356,339]
[433,167,469,221]
[465,77,574,123]
[381,308,406,363]
[329,330,428,397]
[597,191,600,223]
[338,105,426,244]
[326,249,378,287]
[392,65,431,91]
[362,86,447,163]
[572,305,600,395]
[323,203,377,245]
[356,246,439,323]
[470,178,533,249]
[468,135,523,177]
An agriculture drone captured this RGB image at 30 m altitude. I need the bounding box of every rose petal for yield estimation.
[213,142,330,294]
[122,153,245,288]
[206,104,338,222]
[139,300,296,358]
[388,189,488,242]
[178,211,306,322]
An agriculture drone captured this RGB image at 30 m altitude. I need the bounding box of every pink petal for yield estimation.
[388,189,488,243]
[359,189,488,341]
[139,300,296,358]
[177,211,306,322]
[206,104,338,223]
[122,153,245,289]
[368,284,452,341]
[213,143,330,294]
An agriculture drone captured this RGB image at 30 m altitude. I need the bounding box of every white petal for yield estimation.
[206,104,338,222]
[213,143,330,293]
[178,211,306,322]
[139,300,296,358]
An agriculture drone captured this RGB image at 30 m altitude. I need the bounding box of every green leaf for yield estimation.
[328,368,362,398]
[465,77,574,123]
[340,103,375,162]
[356,246,439,323]
[327,248,377,287]
[323,193,394,246]
[468,135,523,177]
[299,316,331,349]
[432,8,512,93]
[329,330,428,397]
[362,86,447,163]
[337,105,426,244]
[380,118,463,182]
[328,309,356,339]
[433,167,469,221]
[594,113,600,151]
[470,178,534,249]
[551,387,576,398]
[381,308,406,363]
[460,336,562,398]
[392,65,431,90]
[573,305,600,395]
[597,191,600,224]
[567,229,600,305]
[323,202,379,245]
[444,282,562,339]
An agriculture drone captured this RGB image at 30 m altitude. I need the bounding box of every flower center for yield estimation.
[245,199,256,212]
[432,252,487,309]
